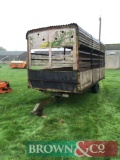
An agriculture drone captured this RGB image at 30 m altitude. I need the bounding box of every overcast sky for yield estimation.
[0,0,120,51]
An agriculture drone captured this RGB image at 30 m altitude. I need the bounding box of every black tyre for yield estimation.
[91,83,99,93]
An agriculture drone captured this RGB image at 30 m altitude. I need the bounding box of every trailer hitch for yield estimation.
[30,92,70,117]
[30,97,54,117]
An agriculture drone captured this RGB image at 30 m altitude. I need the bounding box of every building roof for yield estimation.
[0,51,25,56]
[105,44,120,50]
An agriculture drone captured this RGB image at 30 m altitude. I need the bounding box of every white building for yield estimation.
[105,44,120,69]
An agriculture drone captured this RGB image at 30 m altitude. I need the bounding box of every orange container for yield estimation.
[10,61,27,68]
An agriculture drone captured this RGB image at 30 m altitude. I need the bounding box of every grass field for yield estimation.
[0,64,120,160]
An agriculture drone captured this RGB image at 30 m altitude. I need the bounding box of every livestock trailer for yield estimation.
[26,23,105,96]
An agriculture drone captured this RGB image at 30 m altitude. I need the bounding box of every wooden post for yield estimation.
[27,35,31,69]
[99,17,101,42]
[49,47,52,68]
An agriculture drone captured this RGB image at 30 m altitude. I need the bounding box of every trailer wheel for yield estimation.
[91,83,99,93]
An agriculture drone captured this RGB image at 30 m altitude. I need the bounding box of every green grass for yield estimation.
[0,65,120,160]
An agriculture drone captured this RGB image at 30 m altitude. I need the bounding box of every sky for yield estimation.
[0,0,120,51]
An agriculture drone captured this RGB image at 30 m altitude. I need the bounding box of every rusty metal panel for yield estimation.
[92,68,100,83]
[28,28,76,49]
[79,70,92,90]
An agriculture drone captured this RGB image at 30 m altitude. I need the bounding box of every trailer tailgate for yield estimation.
[28,70,78,93]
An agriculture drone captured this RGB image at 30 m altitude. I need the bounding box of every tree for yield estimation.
[0,47,7,51]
